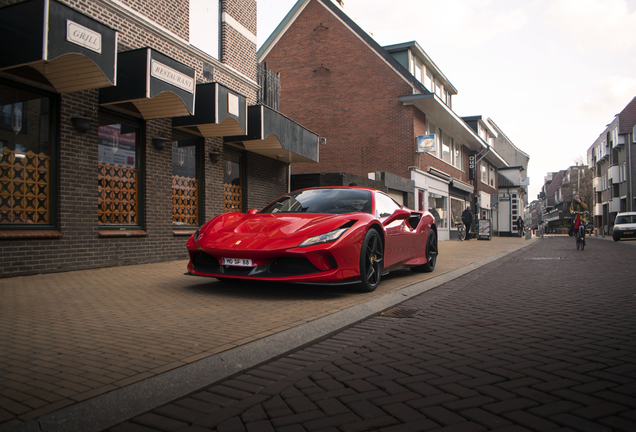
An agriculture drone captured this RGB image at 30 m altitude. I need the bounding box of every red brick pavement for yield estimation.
[106,237,636,432]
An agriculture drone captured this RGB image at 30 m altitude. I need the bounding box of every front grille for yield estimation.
[193,253,322,278]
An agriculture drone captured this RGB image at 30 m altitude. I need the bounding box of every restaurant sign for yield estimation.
[151,60,195,93]
[66,20,102,53]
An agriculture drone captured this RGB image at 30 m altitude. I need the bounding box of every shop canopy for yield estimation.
[0,0,117,93]
[225,105,319,163]
[173,82,247,137]
[99,48,196,119]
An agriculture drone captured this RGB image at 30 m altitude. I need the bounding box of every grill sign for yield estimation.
[151,60,194,93]
[66,20,102,53]
[468,154,476,180]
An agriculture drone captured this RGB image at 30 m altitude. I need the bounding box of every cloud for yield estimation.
[575,75,636,119]
[344,0,529,48]
[544,0,636,53]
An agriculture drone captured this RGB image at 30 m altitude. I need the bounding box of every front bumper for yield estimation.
[186,235,363,283]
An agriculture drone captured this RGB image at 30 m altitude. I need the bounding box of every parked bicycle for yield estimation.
[455,218,465,241]
[572,210,591,250]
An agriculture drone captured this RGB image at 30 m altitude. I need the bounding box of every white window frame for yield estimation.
[425,70,433,92]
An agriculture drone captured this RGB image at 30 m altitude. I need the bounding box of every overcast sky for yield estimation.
[257,0,636,201]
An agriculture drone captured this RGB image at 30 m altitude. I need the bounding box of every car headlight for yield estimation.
[192,228,201,244]
[299,228,348,247]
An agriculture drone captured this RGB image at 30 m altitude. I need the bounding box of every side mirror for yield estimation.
[247,209,258,215]
[382,208,411,226]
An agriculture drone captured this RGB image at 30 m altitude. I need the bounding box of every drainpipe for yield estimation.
[629,127,634,211]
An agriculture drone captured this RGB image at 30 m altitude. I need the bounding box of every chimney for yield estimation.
[334,0,344,6]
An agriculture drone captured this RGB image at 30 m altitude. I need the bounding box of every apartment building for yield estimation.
[587,96,636,235]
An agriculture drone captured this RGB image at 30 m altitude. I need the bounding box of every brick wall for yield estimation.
[264,0,415,181]
[245,152,288,210]
[221,0,257,80]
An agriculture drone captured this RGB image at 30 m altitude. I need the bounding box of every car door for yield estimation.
[374,192,413,267]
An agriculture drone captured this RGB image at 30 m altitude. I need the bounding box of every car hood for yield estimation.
[201,212,357,241]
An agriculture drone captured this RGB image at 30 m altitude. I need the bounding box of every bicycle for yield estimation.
[455,218,465,241]
[572,211,591,250]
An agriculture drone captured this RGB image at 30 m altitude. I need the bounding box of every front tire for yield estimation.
[357,229,383,292]
[613,234,620,242]
[411,229,438,273]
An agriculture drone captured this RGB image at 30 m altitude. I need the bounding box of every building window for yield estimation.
[480,163,488,184]
[428,192,447,228]
[453,141,462,170]
[450,197,465,229]
[425,71,433,93]
[97,112,142,227]
[190,0,219,59]
[413,57,422,83]
[172,133,201,227]
[0,80,56,227]
[442,133,451,163]
[489,166,495,187]
[223,149,243,212]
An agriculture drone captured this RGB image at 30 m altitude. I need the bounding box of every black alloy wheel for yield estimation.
[357,229,383,292]
[411,229,438,273]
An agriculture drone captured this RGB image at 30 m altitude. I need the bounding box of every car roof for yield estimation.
[616,212,636,216]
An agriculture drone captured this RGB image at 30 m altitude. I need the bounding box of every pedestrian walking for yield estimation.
[516,217,525,237]
[461,206,473,240]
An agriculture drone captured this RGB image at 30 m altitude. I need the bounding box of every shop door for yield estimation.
[223,151,243,212]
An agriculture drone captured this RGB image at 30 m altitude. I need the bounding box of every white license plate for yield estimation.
[222,258,253,267]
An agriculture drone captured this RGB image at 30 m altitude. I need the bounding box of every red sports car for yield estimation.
[186,187,438,291]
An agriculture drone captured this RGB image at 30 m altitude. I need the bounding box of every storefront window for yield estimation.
[0,82,54,226]
[223,150,243,212]
[450,197,465,229]
[97,113,141,226]
[172,135,199,226]
[428,192,447,228]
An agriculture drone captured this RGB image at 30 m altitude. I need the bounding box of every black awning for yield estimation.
[99,48,196,119]
[225,105,319,163]
[172,82,247,136]
[0,0,117,93]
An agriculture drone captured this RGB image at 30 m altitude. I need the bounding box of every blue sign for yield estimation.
[417,134,435,153]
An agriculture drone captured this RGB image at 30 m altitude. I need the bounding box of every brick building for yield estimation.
[0,0,318,277]
[258,0,509,240]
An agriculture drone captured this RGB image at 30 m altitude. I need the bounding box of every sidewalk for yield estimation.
[2,236,533,431]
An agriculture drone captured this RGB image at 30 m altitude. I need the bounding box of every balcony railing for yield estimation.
[257,62,280,111]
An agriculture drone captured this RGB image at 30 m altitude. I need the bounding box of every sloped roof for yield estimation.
[619,96,636,135]
[258,0,429,94]
[498,174,518,188]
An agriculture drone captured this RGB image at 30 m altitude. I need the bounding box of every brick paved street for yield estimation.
[1,237,528,431]
[103,236,636,432]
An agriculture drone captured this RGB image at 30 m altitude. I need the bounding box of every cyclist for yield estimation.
[570,194,588,235]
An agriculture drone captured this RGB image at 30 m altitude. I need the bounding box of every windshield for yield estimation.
[616,215,636,224]
[260,189,373,214]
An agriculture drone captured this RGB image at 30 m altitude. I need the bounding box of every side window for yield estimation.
[375,193,401,219]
